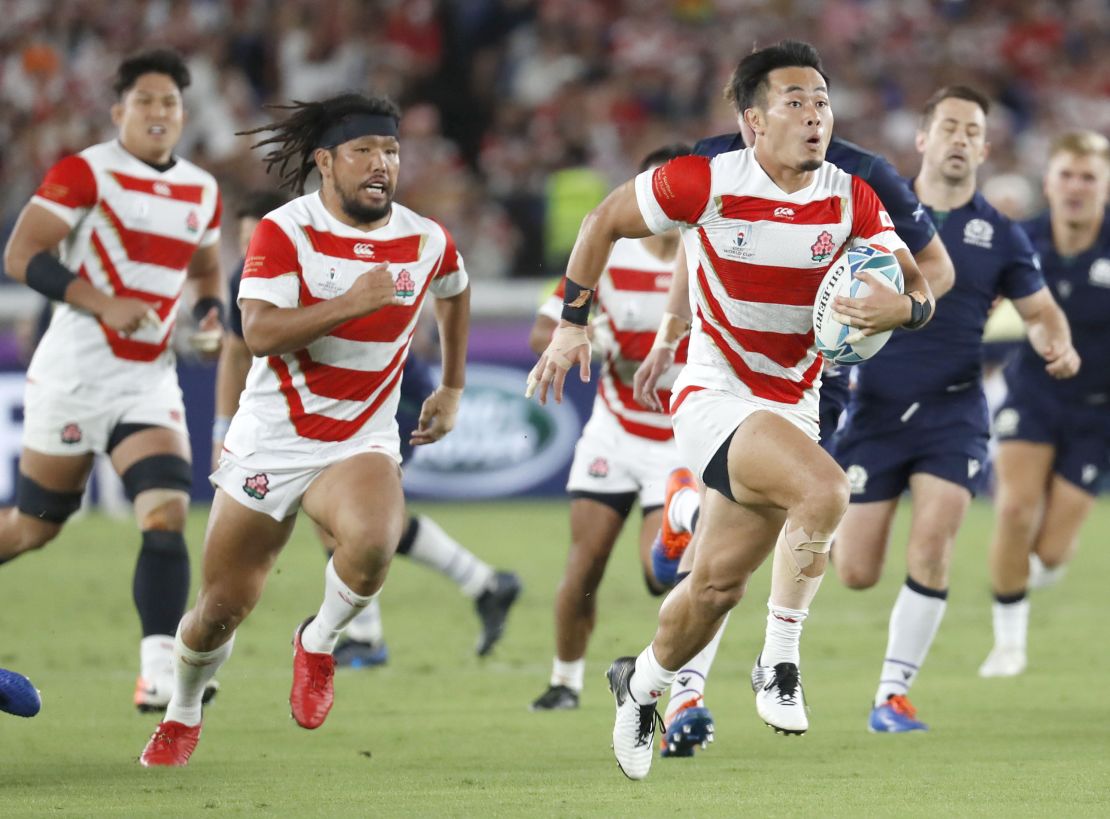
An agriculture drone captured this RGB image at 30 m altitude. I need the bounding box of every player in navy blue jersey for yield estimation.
[831,88,1077,728]
[214,192,521,665]
[980,131,1109,678]
[628,68,956,750]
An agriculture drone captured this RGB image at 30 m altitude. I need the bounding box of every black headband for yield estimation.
[316,113,399,149]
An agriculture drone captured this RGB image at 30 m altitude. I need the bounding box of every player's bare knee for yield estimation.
[15,519,63,554]
[837,559,880,590]
[796,474,849,534]
[995,494,1038,533]
[689,577,745,616]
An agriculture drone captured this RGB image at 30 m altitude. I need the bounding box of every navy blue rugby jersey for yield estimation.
[1011,209,1110,404]
[693,133,937,254]
[853,191,1044,402]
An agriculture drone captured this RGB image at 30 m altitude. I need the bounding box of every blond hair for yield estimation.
[1049,130,1110,163]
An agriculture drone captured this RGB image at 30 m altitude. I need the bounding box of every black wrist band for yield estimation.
[560,278,594,326]
[193,296,226,326]
[25,251,78,301]
[903,293,932,330]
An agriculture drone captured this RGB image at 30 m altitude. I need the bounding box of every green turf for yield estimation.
[1,499,1108,817]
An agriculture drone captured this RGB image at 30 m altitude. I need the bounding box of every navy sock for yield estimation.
[132,530,190,636]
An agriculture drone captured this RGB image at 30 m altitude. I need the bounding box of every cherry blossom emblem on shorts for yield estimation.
[810,230,835,262]
[395,269,416,298]
[243,473,270,500]
[60,422,82,444]
[588,457,609,478]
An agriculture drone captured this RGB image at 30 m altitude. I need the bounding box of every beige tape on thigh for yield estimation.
[776,521,833,583]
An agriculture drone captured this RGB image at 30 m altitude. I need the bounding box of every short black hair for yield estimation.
[113,48,191,97]
[238,93,402,194]
[920,85,991,128]
[235,190,288,221]
[724,40,828,114]
[639,143,693,172]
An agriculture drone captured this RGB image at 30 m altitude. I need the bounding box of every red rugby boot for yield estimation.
[139,720,201,767]
[290,617,335,729]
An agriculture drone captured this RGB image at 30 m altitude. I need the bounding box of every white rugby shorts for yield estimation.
[671,387,819,482]
[22,378,188,456]
[566,396,683,510]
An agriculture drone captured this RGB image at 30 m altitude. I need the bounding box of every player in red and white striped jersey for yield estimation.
[528,41,936,779]
[1,50,225,712]
[528,145,691,712]
[141,94,471,767]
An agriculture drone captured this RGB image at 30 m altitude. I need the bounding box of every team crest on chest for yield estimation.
[394,269,416,298]
[810,230,835,262]
[963,218,993,249]
[1088,258,1110,287]
[186,210,199,233]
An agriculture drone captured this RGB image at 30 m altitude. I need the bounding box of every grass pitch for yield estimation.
[1,499,1108,817]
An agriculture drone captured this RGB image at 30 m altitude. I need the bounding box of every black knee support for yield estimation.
[133,529,190,637]
[17,473,83,524]
[120,455,192,501]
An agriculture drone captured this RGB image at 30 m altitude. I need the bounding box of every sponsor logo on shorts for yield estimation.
[968,458,981,480]
[994,408,1019,438]
[810,230,835,262]
[60,422,82,444]
[394,269,416,299]
[169,409,182,423]
[963,218,994,249]
[242,473,270,500]
[1082,464,1099,485]
[846,464,868,495]
[588,457,609,478]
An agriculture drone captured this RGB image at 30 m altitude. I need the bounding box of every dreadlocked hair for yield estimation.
[237,94,401,194]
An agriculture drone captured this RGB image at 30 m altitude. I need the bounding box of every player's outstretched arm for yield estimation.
[241,263,402,356]
[1013,288,1080,379]
[411,285,470,446]
[527,180,653,405]
[4,202,157,335]
[634,242,691,411]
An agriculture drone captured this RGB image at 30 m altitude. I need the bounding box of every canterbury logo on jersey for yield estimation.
[353,243,376,258]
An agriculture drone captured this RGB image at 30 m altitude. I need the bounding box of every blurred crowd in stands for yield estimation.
[1,0,1106,280]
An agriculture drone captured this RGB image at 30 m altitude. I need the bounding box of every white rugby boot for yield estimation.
[606,656,661,781]
[751,655,808,735]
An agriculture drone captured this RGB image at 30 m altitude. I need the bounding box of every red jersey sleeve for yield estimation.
[429,223,469,298]
[238,218,302,309]
[32,155,98,226]
[635,155,712,233]
[850,176,905,251]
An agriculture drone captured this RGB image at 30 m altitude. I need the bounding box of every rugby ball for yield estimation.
[812,244,904,364]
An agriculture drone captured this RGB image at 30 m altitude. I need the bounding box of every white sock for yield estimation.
[406,516,495,599]
[551,657,585,692]
[875,580,947,706]
[140,634,174,682]
[342,596,384,644]
[1029,553,1067,589]
[301,557,376,654]
[665,613,728,724]
[628,645,677,705]
[992,596,1030,650]
[761,604,807,667]
[165,627,233,727]
[668,488,700,534]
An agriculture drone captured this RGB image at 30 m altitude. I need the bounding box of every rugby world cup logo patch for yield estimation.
[243,473,270,500]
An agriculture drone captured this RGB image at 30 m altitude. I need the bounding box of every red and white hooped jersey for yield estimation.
[225,192,467,462]
[634,148,905,417]
[539,238,688,441]
[28,139,221,393]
